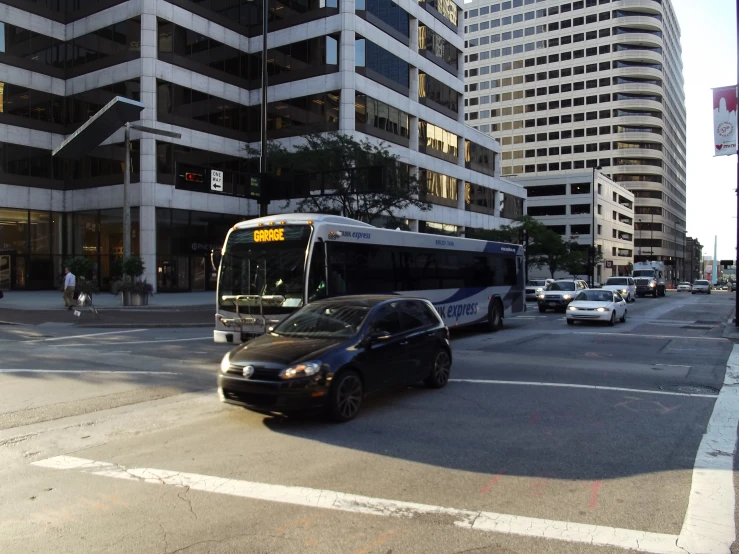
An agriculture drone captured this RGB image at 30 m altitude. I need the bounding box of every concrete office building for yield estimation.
[683,236,702,283]
[462,0,687,282]
[514,172,633,281]
[0,0,525,292]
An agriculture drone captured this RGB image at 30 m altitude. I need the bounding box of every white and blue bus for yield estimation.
[213,214,525,343]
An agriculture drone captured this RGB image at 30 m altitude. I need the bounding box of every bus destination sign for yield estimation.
[253,228,285,242]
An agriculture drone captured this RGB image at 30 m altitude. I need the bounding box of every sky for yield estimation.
[672,0,737,260]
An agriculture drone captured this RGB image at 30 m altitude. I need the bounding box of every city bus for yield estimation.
[213,214,525,343]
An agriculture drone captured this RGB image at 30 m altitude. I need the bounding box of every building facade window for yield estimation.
[418,72,459,116]
[357,0,410,38]
[465,182,496,214]
[418,121,459,162]
[356,38,410,92]
[355,93,410,145]
[419,169,458,207]
[418,25,459,72]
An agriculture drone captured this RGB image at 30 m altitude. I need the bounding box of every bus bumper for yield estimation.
[214,330,235,344]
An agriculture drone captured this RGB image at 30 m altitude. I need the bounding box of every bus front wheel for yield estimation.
[487,301,503,332]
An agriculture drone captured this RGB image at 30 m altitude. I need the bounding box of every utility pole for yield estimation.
[259,0,269,218]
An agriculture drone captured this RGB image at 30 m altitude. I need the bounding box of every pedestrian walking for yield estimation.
[63,267,76,310]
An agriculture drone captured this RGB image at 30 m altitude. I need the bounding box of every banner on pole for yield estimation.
[713,86,738,156]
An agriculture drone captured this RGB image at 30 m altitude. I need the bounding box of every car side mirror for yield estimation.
[366,330,392,346]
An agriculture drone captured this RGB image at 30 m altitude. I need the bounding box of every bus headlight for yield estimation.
[649,282,656,288]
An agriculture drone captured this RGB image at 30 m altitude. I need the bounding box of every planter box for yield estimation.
[121,291,149,306]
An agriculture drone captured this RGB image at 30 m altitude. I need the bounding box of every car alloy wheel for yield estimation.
[330,371,363,422]
[426,350,451,389]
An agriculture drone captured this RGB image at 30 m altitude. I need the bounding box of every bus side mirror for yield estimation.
[210,250,222,272]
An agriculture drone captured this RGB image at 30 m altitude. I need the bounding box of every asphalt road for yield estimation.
[0,291,736,554]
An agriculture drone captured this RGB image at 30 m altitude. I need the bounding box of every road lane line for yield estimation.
[25,329,146,343]
[0,370,180,375]
[676,343,739,552]
[448,380,718,398]
[31,455,684,554]
[51,337,212,347]
[577,332,726,341]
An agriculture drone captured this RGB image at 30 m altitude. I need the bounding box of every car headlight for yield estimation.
[649,282,655,287]
[568,306,578,311]
[538,294,545,299]
[535,287,543,293]
[220,352,231,374]
[279,360,323,380]
[622,289,628,294]
[596,307,607,312]
[562,294,572,300]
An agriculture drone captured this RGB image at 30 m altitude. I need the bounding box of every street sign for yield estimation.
[211,170,224,192]
[605,260,613,268]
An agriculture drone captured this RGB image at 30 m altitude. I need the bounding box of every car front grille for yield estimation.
[545,295,563,300]
[222,390,277,406]
[227,365,283,381]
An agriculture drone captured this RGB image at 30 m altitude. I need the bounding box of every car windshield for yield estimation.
[679,282,691,286]
[633,270,655,277]
[527,280,547,286]
[548,282,576,291]
[605,278,627,286]
[695,281,709,285]
[272,303,371,338]
[575,291,614,302]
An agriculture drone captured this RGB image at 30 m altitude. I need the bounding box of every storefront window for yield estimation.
[0,208,28,253]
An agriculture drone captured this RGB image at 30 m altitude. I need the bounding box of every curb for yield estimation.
[77,323,213,328]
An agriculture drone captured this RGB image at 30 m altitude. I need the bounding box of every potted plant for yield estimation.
[62,257,98,300]
[114,256,153,306]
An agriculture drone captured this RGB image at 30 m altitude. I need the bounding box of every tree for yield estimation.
[250,132,431,224]
[468,215,565,275]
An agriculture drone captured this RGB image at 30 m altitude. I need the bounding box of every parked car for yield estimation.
[601,277,636,302]
[731,282,736,292]
[692,280,711,294]
[566,290,627,326]
[526,279,553,302]
[218,295,452,422]
[538,279,589,312]
[676,282,692,292]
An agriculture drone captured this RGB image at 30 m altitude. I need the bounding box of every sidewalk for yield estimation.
[0,291,215,327]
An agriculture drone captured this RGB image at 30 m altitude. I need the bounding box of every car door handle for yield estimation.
[400,340,409,345]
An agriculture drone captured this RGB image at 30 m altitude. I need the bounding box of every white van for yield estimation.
[601,276,636,303]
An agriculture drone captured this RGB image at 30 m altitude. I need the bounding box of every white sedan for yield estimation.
[676,282,692,292]
[566,290,627,326]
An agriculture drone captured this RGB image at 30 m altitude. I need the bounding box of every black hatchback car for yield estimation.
[218,295,452,422]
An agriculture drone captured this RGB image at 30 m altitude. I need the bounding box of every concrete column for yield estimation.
[408,219,419,232]
[409,116,419,151]
[138,8,159,291]
[139,205,157,290]
[339,0,356,132]
[456,179,465,212]
[494,190,503,218]
[457,135,465,167]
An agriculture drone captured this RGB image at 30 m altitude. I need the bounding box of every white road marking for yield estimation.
[31,455,684,554]
[449,379,717,398]
[24,329,146,343]
[654,364,691,369]
[677,343,739,552]
[0,370,180,375]
[578,332,726,341]
[51,337,211,348]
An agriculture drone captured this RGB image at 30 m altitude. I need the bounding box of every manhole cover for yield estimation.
[659,385,719,395]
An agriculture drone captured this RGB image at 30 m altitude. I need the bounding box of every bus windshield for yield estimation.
[217,225,311,310]
[633,270,655,277]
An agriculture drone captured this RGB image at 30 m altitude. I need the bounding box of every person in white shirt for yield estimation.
[63,267,76,310]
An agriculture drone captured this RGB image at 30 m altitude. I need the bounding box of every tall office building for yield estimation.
[0,0,524,292]
[462,0,687,282]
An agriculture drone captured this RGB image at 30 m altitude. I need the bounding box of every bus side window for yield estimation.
[307,242,327,302]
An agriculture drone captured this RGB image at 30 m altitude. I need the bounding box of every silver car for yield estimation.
[526,279,552,302]
[691,280,711,294]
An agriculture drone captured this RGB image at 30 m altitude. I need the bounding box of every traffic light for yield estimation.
[184,172,204,183]
[721,260,735,268]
